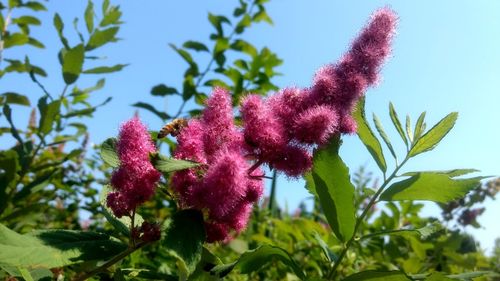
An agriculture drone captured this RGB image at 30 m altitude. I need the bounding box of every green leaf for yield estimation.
[208,13,231,36]
[0,223,127,269]
[3,33,29,48]
[86,27,119,50]
[22,2,47,11]
[210,245,305,280]
[413,112,426,141]
[38,98,61,135]
[62,44,85,84]
[389,103,408,148]
[169,43,195,64]
[0,92,30,106]
[408,112,458,157]
[12,16,41,26]
[446,271,496,280]
[162,210,206,276]
[311,137,356,242]
[344,270,412,281]
[380,172,483,203]
[361,222,442,241]
[312,232,337,263]
[373,113,397,160]
[152,154,198,173]
[151,84,178,96]
[0,150,20,213]
[53,13,69,49]
[230,39,257,57]
[27,37,45,48]
[183,40,209,52]
[100,5,122,27]
[1,105,23,146]
[235,14,251,34]
[353,98,387,172]
[401,169,478,177]
[100,137,119,168]
[406,114,413,143]
[84,0,95,33]
[131,102,169,121]
[82,64,128,74]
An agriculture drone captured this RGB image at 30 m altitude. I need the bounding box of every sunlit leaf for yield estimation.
[100,137,119,168]
[373,113,397,160]
[62,44,85,84]
[311,137,356,242]
[344,270,412,281]
[86,27,119,50]
[353,98,387,172]
[408,112,458,157]
[84,0,95,33]
[0,92,30,106]
[389,102,408,148]
[152,154,198,173]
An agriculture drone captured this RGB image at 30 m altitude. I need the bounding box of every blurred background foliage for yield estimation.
[0,0,498,280]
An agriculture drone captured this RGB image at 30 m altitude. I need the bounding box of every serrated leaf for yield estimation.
[405,114,413,143]
[131,102,169,121]
[1,92,30,106]
[183,40,209,52]
[373,113,397,160]
[210,245,305,280]
[82,64,128,74]
[151,84,177,96]
[311,137,356,242]
[62,44,85,84]
[380,172,484,203]
[344,270,412,281]
[353,98,387,172]
[100,137,119,168]
[389,103,408,148]
[408,112,458,157]
[153,154,198,173]
[86,27,119,50]
[401,169,478,177]
[162,210,205,276]
[84,0,95,33]
[0,223,127,269]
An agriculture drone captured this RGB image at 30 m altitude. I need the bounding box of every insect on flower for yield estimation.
[157,118,188,138]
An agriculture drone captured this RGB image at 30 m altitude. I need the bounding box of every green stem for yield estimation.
[72,241,148,281]
[327,156,410,279]
[268,170,277,215]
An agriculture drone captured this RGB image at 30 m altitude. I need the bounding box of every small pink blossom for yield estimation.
[292,105,339,144]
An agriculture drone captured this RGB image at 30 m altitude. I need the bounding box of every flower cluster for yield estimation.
[172,88,264,242]
[107,117,161,218]
[172,7,397,243]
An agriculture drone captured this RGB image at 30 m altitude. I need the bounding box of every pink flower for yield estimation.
[271,145,312,177]
[107,117,161,218]
[292,105,339,144]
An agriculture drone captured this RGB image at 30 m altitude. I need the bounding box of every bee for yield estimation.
[157,118,188,139]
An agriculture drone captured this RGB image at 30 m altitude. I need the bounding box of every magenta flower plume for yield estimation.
[292,105,339,144]
[107,117,161,218]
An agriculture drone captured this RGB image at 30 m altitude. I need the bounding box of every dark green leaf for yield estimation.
[380,172,484,203]
[86,27,119,50]
[344,270,412,281]
[1,92,30,106]
[208,13,231,36]
[210,245,305,280]
[100,138,119,168]
[235,14,251,34]
[409,112,458,157]
[82,64,128,74]
[183,41,209,52]
[62,44,85,84]
[3,33,29,48]
[373,113,397,160]
[131,102,169,121]
[38,98,61,135]
[22,2,47,11]
[1,105,23,146]
[162,210,206,275]
[0,150,20,212]
[152,154,198,173]
[169,43,194,64]
[311,137,356,242]
[0,223,127,269]
[84,0,95,33]
[53,13,69,49]
[151,84,178,96]
[389,103,408,148]
[27,37,44,48]
[12,16,41,26]
[182,75,196,101]
[353,98,387,172]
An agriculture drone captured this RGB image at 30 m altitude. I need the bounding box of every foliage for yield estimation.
[0,1,498,281]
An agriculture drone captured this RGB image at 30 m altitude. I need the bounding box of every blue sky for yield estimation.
[2,1,499,252]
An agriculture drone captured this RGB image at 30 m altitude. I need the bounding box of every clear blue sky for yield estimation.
[2,1,499,252]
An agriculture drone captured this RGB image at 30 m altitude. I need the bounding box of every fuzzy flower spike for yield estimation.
[107,117,161,218]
